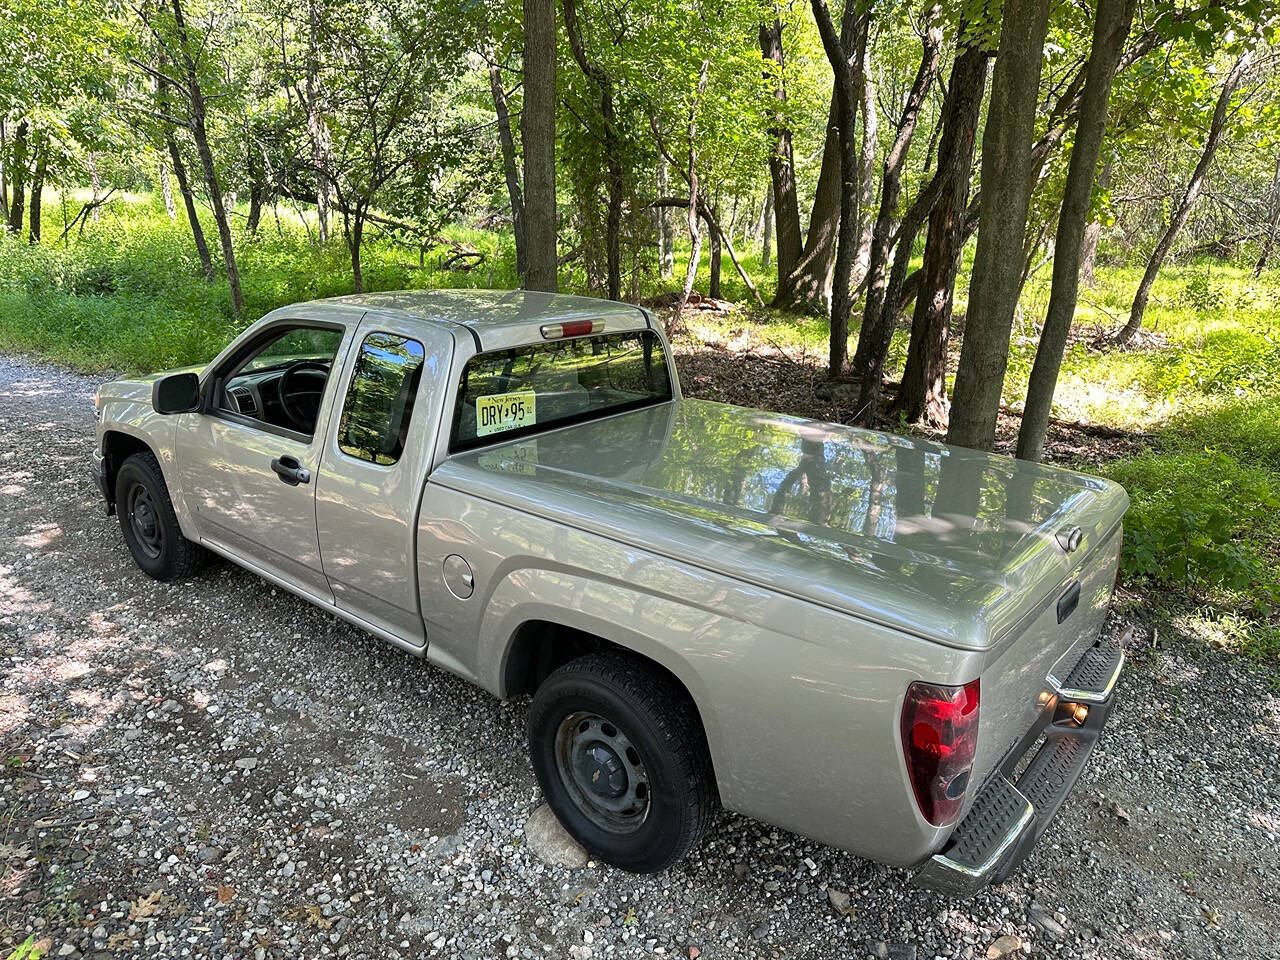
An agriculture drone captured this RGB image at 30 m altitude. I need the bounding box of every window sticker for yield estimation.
[475,390,537,438]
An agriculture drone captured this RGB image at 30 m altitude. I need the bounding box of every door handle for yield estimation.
[270,455,311,486]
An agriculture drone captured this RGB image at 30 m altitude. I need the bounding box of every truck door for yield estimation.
[315,319,455,648]
[175,319,356,599]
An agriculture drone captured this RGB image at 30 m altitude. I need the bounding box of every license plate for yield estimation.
[475,390,537,438]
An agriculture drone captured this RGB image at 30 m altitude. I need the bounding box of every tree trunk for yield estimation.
[853,34,877,284]
[894,45,989,428]
[1016,0,1134,461]
[1078,159,1110,287]
[246,148,264,235]
[759,18,803,285]
[159,157,176,219]
[761,182,773,268]
[657,160,674,277]
[772,97,843,312]
[945,0,1052,451]
[350,209,365,293]
[809,0,865,378]
[27,142,45,243]
[305,0,332,243]
[1256,151,1280,277]
[708,206,722,300]
[89,153,103,223]
[1116,50,1251,345]
[850,6,943,394]
[0,118,7,216]
[487,50,526,277]
[171,0,243,315]
[167,135,215,281]
[7,119,27,234]
[563,0,622,300]
[522,0,558,292]
[672,60,711,332]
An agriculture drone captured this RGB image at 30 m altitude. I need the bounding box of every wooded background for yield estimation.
[2,0,1279,651]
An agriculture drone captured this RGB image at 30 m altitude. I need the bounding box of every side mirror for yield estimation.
[152,372,201,415]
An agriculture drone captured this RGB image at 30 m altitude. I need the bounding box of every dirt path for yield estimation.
[1,354,1278,959]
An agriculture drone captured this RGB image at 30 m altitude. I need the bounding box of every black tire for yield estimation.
[115,451,206,581]
[528,651,716,872]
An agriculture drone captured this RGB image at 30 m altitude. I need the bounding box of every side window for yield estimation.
[219,324,344,438]
[337,333,427,465]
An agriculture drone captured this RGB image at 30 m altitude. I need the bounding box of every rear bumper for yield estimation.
[913,633,1127,897]
[90,448,115,514]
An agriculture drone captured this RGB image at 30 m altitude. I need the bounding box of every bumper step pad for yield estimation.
[913,639,1125,897]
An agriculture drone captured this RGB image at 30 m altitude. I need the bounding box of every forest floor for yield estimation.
[2,354,1279,960]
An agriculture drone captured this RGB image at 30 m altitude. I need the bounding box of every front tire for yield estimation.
[115,451,206,581]
[527,652,716,872]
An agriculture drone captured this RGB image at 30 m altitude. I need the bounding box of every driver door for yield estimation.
[175,318,356,599]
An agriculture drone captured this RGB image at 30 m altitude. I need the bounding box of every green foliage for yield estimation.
[0,195,516,371]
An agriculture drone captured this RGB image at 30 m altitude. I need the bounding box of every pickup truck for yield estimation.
[90,289,1128,892]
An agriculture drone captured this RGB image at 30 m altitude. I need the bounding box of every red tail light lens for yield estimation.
[901,679,980,826]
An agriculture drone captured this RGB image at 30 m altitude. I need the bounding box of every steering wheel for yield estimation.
[278,360,329,432]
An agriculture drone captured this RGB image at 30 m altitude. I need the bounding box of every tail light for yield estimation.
[901,679,980,826]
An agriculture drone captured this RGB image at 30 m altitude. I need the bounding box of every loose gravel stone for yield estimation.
[1,353,1279,959]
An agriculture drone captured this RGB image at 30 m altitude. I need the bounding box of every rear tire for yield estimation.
[527,652,716,872]
[115,451,206,581]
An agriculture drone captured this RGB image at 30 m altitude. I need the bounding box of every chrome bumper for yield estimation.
[914,633,1127,897]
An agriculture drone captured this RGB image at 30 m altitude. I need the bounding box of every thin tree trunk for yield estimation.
[1079,159,1110,287]
[946,0,1052,451]
[759,18,803,286]
[657,160,674,278]
[1256,151,1280,277]
[350,209,365,293]
[672,60,711,332]
[171,0,243,315]
[563,0,622,300]
[89,154,103,223]
[1016,0,1135,462]
[850,6,943,389]
[708,206,722,300]
[1117,52,1251,344]
[522,0,557,292]
[27,143,45,243]
[810,0,865,378]
[853,34,877,284]
[246,148,264,235]
[305,0,332,243]
[761,182,773,268]
[0,118,7,216]
[159,157,176,219]
[702,201,764,307]
[168,135,214,281]
[487,50,526,277]
[7,119,27,234]
[895,44,989,428]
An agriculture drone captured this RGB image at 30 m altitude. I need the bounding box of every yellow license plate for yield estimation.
[475,390,537,437]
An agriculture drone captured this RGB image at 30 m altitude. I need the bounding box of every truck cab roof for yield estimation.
[307,289,653,351]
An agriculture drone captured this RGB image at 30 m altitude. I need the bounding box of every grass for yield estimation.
[2,189,1278,658]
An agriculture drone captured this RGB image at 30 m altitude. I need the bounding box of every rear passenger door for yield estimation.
[315,318,456,648]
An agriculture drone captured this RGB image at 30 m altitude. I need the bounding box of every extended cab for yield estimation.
[91,290,1128,891]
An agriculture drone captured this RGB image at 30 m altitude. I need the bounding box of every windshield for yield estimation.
[451,329,673,450]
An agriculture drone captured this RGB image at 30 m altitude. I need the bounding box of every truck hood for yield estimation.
[435,399,1129,649]
[97,364,206,404]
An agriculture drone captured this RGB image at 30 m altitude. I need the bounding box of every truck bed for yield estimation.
[434,398,1129,652]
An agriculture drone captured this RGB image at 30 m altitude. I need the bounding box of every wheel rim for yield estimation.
[126,483,163,560]
[554,711,650,833]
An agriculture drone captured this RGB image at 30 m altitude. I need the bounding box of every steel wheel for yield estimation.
[553,711,650,833]
[125,482,164,561]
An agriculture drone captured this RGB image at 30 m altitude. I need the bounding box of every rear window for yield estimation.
[451,329,672,450]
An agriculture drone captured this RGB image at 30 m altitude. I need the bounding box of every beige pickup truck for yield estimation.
[90,289,1127,893]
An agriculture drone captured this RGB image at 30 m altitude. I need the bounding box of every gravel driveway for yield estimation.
[2,353,1278,960]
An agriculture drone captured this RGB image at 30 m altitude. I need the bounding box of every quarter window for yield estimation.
[337,333,426,465]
